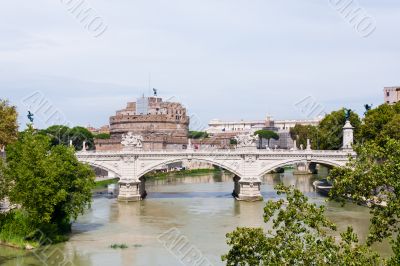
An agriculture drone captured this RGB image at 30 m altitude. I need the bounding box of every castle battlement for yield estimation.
[95,95,190,151]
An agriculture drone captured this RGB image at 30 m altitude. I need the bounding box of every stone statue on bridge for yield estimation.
[121,132,143,149]
[27,111,34,123]
[234,133,258,148]
[345,108,352,121]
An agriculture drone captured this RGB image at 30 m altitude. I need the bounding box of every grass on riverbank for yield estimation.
[0,210,46,250]
[144,168,222,180]
[94,178,119,189]
[93,168,223,189]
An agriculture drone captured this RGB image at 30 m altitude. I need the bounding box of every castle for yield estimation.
[95,95,190,151]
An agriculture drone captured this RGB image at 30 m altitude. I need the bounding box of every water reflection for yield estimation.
[0,168,391,265]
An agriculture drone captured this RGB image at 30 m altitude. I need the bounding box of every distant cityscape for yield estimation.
[86,86,400,152]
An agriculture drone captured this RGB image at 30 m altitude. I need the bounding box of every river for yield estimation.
[0,169,391,265]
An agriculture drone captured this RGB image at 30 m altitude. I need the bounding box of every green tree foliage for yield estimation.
[40,125,70,146]
[222,185,381,265]
[327,103,400,263]
[330,139,400,260]
[289,124,318,149]
[255,130,279,149]
[70,126,95,150]
[290,109,361,150]
[40,125,95,150]
[188,131,209,139]
[0,209,38,248]
[1,126,95,240]
[317,109,361,150]
[382,114,400,141]
[358,102,400,146]
[0,99,18,147]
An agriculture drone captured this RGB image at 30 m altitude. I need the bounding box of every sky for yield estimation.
[1,0,399,130]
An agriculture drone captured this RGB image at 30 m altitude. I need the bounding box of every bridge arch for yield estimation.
[258,158,344,178]
[79,159,121,179]
[137,156,242,180]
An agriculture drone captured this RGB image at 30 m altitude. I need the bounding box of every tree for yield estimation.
[222,185,381,265]
[327,103,400,263]
[70,126,95,150]
[288,109,361,151]
[289,124,318,149]
[330,139,400,260]
[317,109,361,150]
[40,125,70,146]
[381,114,400,141]
[255,130,279,149]
[40,125,95,150]
[2,126,95,238]
[358,102,400,146]
[0,99,18,147]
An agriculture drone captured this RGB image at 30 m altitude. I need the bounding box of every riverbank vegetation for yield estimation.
[39,125,95,150]
[290,102,400,151]
[144,168,222,180]
[0,124,95,249]
[290,108,361,150]
[328,102,400,264]
[225,103,400,264]
[93,168,223,189]
[330,139,400,264]
[94,178,119,189]
[223,185,381,265]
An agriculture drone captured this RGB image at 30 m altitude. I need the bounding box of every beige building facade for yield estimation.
[384,87,400,105]
[206,116,321,149]
[207,116,320,135]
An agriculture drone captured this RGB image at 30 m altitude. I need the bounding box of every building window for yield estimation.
[387,91,390,97]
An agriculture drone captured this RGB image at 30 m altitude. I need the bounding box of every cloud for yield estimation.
[1,0,399,129]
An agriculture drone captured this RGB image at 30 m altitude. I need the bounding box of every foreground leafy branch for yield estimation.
[330,138,400,263]
[222,185,381,265]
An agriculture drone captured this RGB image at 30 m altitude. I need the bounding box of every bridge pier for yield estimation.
[233,176,263,202]
[118,179,147,202]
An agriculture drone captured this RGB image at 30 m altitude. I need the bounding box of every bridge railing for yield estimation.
[76,148,354,156]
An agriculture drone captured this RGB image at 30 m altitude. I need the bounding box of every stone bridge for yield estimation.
[76,121,356,202]
[76,147,354,202]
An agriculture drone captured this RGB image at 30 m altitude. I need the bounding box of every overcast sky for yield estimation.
[1,0,399,130]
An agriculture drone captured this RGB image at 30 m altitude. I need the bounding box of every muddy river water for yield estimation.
[0,169,391,265]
